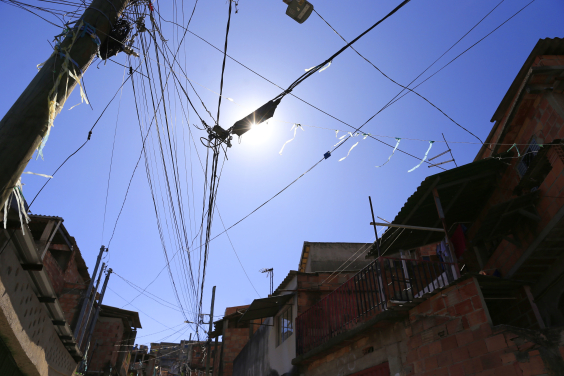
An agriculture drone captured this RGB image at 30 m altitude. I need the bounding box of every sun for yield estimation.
[236,121,273,146]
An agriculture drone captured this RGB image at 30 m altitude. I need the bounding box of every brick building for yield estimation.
[86,305,142,376]
[213,242,373,376]
[213,305,252,376]
[217,37,564,376]
[0,210,83,376]
[0,209,142,376]
[288,37,564,376]
[28,215,92,330]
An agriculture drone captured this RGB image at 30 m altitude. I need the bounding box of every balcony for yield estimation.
[295,256,458,356]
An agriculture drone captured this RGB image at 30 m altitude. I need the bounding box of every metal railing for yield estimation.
[295,257,458,355]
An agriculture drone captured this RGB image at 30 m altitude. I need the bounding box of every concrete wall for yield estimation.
[232,312,298,376]
[304,243,373,273]
[0,235,77,376]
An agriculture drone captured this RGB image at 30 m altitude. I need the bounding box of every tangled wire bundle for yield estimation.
[100,18,132,60]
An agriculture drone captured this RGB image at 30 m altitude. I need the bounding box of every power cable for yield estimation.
[215,0,232,125]
[313,8,484,143]
[101,67,127,244]
[28,72,134,209]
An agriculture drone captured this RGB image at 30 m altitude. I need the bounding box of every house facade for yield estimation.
[221,242,374,376]
[0,209,141,376]
[220,37,564,376]
[291,37,564,376]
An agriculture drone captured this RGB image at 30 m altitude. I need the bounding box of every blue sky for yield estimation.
[0,0,562,345]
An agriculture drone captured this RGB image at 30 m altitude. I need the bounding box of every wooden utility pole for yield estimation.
[0,0,131,210]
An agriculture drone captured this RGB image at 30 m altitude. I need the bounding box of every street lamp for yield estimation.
[283,0,314,24]
[230,99,281,137]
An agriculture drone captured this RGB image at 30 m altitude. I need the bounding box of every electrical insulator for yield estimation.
[283,0,314,24]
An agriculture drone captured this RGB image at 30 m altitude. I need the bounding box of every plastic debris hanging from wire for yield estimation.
[506,143,521,157]
[2,179,30,235]
[305,60,332,73]
[279,124,304,155]
[408,141,435,172]
[375,138,401,168]
[338,132,369,162]
[23,171,53,179]
[37,18,101,159]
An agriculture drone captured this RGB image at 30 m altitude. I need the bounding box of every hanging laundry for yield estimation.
[408,141,434,172]
[279,124,304,155]
[450,224,467,259]
[435,239,451,262]
[376,138,401,168]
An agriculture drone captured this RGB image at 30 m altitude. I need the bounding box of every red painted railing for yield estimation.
[295,257,457,356]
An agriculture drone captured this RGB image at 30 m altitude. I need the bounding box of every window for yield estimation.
[516,137,541,177]
[277,308,293,346]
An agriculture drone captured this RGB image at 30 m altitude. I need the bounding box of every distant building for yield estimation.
[86,305,142,376]
[212,242,372,376]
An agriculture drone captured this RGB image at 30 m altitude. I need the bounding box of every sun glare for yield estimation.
[238,122,273,146]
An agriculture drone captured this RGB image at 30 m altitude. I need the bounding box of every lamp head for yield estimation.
[284,0,314,24]
[230,99,281,137]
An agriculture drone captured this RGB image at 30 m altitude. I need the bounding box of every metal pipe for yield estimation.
[370,222,445,232]
[73,245,107,338]
[78,263,105,348]
[80,268,112,369]
[368,196,381,257]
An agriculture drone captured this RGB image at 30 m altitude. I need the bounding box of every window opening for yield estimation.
[278,308,293,346]
[517,137,541,177]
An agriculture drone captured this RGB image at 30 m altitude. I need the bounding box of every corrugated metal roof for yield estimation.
[239,294,294,322]
[372,156,508,256]
[100,305,142,328]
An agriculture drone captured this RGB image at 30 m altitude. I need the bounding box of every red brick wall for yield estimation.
[297,272,358,315]
[467,142,564,277]
[43,251,65,295]
[466,53,564,276]
[221,327,249,376]
[43,247,91,334]
[88,317,125,373]
[58,282,88,328]
[405,277,561,375]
